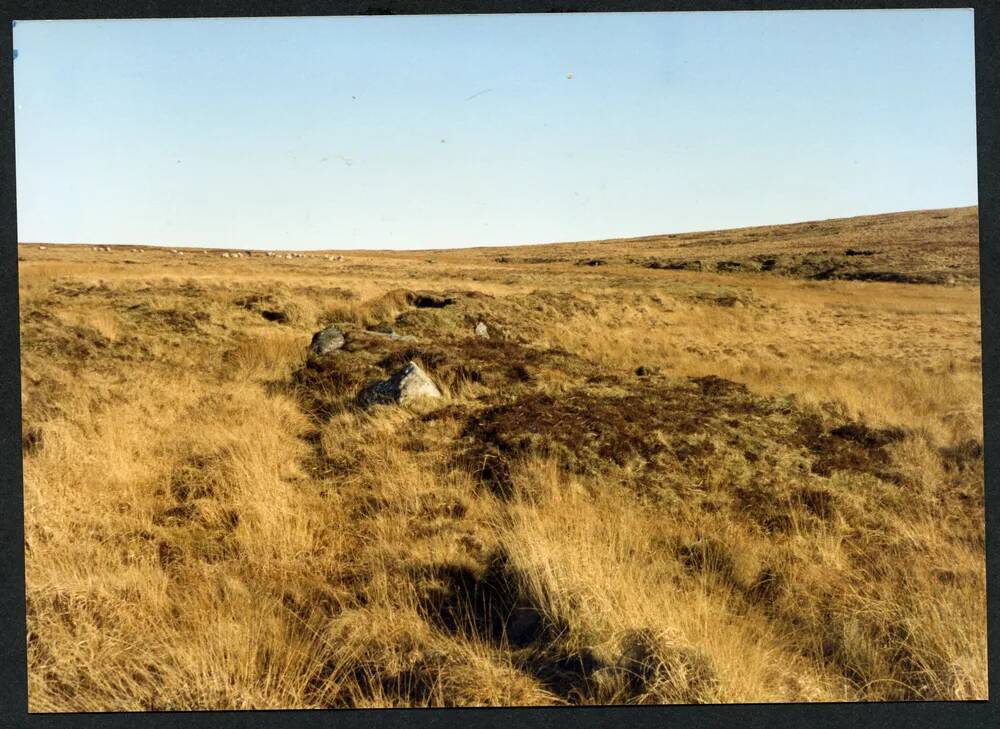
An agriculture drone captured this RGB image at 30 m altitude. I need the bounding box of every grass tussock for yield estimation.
[19,206,984,710]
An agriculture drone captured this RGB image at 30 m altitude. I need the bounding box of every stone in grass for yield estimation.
[361,329,418,342]
[475,321,490,339]
[309,324,346,356]
[358,361,442,408]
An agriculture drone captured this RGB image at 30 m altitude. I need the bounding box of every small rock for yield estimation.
[362,329,417,342]
[358,361,442,408]
[309,324,346,356]
[635,365,661,377]
[475,321,490,338]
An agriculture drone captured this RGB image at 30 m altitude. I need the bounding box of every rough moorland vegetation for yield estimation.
[19,207,984,710]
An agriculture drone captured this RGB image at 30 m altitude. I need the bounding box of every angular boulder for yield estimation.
[309,324,346,356]
[475,321,490,339]
[357,361,442,408]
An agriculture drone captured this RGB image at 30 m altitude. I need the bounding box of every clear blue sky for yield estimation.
[13,10,978,250]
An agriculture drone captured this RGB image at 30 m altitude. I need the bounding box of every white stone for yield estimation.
[358,361,442,408]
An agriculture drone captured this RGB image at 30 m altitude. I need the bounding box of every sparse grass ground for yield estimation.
[19,207,985,710]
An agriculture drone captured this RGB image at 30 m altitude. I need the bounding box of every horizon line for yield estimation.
[17,203,979,253]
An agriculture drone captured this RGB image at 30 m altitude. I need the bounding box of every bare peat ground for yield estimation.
[19,207,985,710]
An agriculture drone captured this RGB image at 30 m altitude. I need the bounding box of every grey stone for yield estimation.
[358,361,442,408]
[475,321,490,338]
[362,329,417,342]
[309,324,346,356]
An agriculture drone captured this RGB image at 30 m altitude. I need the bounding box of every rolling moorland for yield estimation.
[18,205,985,710]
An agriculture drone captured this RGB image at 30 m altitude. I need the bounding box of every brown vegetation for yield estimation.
[19,207,985,710]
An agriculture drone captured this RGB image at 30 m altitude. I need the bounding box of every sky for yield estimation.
[13,10,978,251]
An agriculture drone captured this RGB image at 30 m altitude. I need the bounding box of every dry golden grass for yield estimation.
[19,207,984,711]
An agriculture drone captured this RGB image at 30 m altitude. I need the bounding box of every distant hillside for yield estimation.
[19,206,979,285]
[444,206,979,285]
